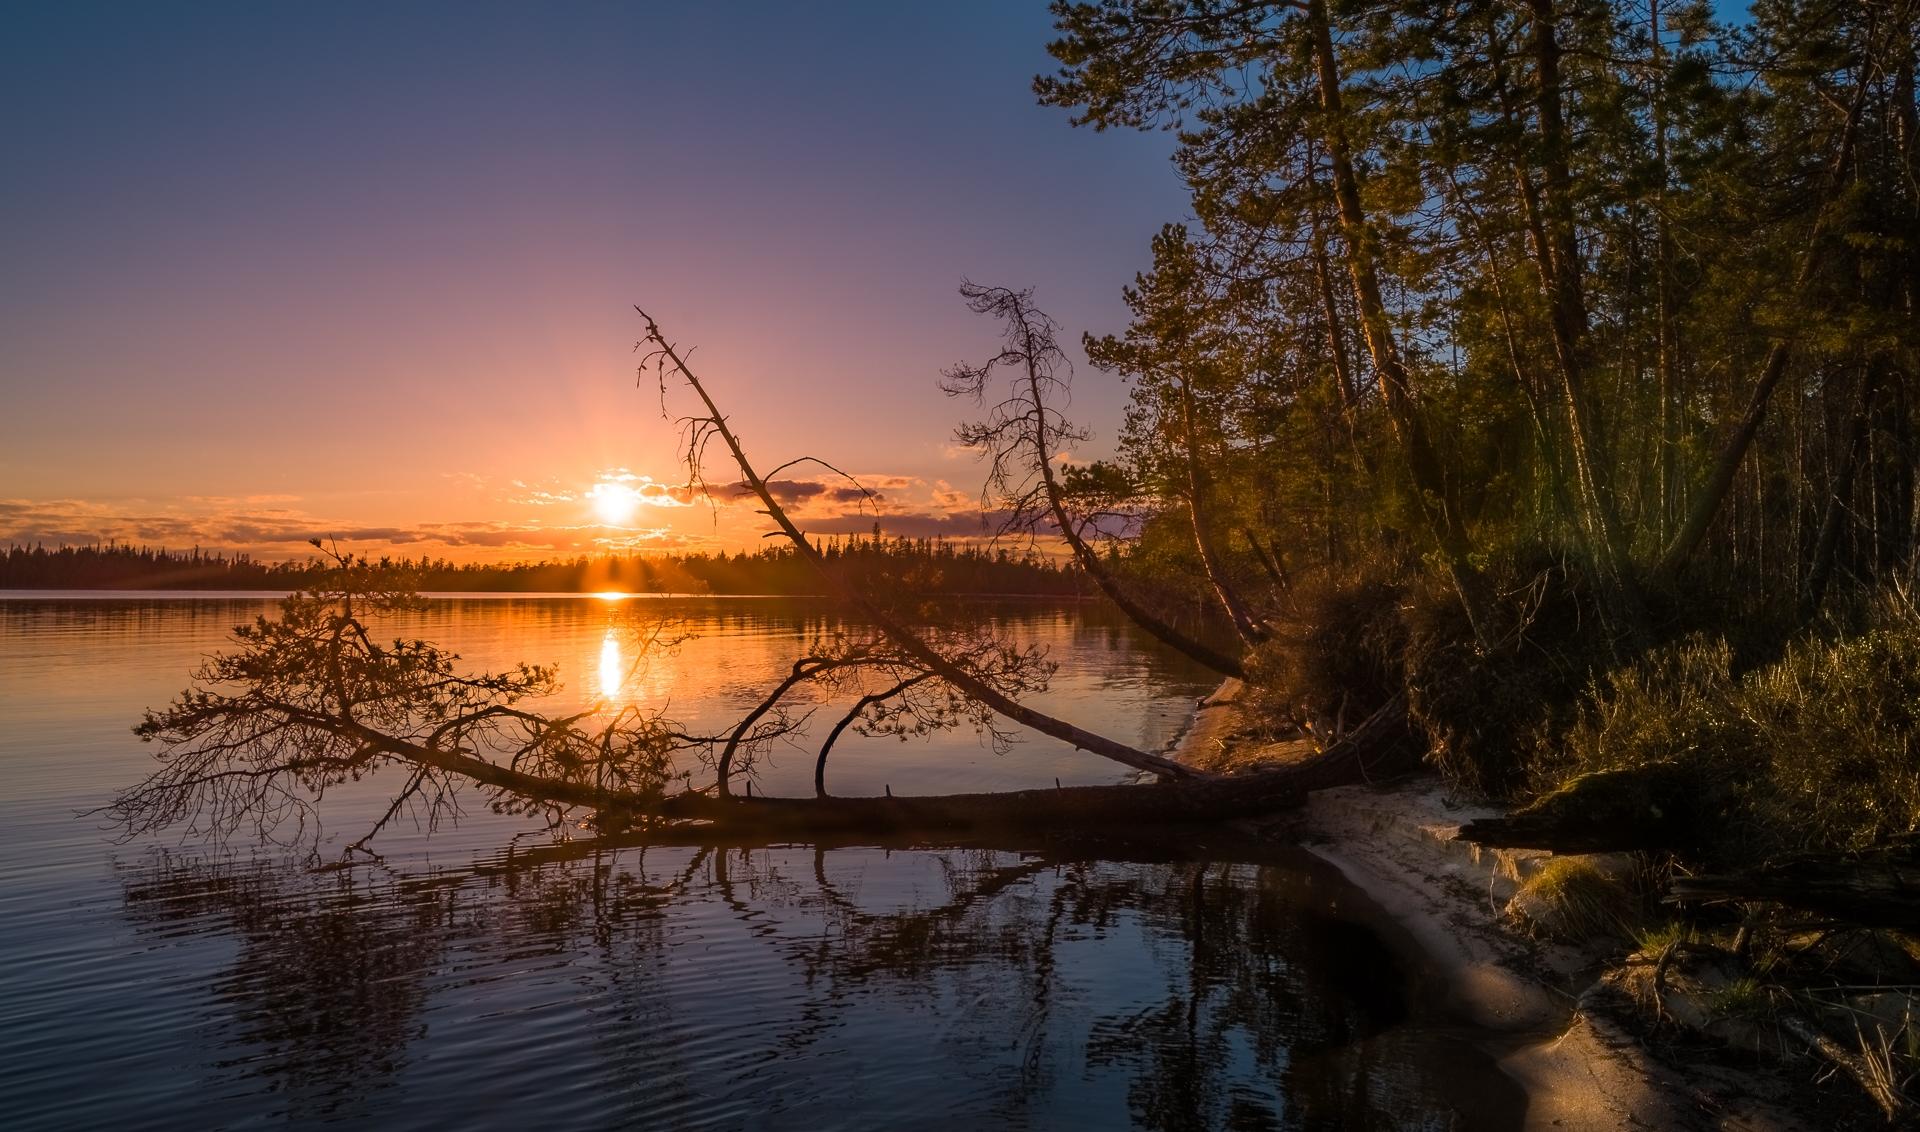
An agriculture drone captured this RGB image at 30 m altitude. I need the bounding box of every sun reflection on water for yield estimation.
[597,628,626,702]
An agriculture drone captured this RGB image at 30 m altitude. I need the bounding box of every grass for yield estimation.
[1706,977,1774,1021]
[1506,855,1637,941]
[1534,590,1920,867]
[1632,918,1697,955]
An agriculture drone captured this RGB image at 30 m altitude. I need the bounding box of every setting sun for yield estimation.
[588,481,641,526]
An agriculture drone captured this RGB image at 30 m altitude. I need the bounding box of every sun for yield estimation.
[588,481,641,526]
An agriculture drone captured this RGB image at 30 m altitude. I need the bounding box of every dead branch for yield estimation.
[635,304,1205,782]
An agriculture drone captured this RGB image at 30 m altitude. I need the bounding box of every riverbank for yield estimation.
[1169,681,1809,1131]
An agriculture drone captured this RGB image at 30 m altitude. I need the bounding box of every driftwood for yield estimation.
[1668,842,1920,930]
[1777,1010,1911,1124]
[1456,761,1721,853]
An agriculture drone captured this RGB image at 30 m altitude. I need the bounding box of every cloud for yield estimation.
[181,493,302,507]
[510,489,579,506]
[0,466,1007,563]
[802,509,1016,539]
[848,474,921,492]
[718,479,827,505]
[591,529,713,551]
[0,497,689,560]
[635,481,701,506]
[930,479,976,511]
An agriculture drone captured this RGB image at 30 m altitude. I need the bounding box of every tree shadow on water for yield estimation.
[117,838,1525,1130]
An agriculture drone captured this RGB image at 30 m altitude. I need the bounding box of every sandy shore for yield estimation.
[1169,681,1803,1131]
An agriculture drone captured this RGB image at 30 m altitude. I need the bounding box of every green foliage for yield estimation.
[117,557,688,843]
[1545,592,1920,864]
[1632,918,1697,956]
[2,536,1089,597]
[1040,0,1920,637]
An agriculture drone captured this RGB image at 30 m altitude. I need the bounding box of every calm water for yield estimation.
[0,593,1524,1129]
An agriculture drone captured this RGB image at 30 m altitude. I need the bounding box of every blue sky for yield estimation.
[0,1,1754,558]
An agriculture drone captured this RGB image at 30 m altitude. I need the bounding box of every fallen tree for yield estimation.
[111,557,1414,845]
[940,283,1249,678]
[1667,841,1920,931]
[635,303,1203,783]
[109,309,1421,851]
[1454,761,1723,854]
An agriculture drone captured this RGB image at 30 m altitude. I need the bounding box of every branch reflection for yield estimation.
[118,840,1523,1129]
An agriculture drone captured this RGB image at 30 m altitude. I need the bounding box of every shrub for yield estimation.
[1242,566,1407,737]
[1544,591,1920,865]
[1404,556,1622,799]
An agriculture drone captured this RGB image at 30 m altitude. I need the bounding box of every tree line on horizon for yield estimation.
[0,536,1091,597]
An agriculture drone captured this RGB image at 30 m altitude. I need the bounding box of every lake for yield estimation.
[0,593,1525,1129]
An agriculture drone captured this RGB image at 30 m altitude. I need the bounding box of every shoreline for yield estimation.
[1167,680,1800,1131]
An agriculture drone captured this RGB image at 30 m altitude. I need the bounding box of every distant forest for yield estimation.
[0,537,1090,596]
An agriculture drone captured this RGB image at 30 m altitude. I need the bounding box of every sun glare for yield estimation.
[598,629,625,700]
[589,481,641,526]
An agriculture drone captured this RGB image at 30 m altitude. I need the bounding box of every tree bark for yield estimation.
[1802,361,1878,617]
[278,675,1416,836]
[813,673,931,797]
[1667,844,1920,932]
[1511,1,1647,636]
[1651,0,1679,546]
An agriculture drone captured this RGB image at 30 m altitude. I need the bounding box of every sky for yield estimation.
[0,1,1188,561]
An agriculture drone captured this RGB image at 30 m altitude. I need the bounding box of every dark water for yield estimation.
[0,594,1525,1129]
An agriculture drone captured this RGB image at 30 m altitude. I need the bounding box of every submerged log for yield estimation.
[1668,842,1920,930]
[1456,761,1722,853]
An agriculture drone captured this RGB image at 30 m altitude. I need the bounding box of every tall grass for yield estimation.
[1543,591,1920,863]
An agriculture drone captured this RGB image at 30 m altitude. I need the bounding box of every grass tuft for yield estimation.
[1505,855,1637,942]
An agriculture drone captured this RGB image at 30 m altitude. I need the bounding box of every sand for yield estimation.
[1170,681,1804,1131]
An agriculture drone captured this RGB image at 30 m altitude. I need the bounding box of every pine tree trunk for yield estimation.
[1655,65,1870,583]
[1305,0,1496,647]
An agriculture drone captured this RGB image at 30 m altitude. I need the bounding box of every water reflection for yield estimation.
[1,597,1506,1129]
[112,841,1524,1130]
[599,627,626,702]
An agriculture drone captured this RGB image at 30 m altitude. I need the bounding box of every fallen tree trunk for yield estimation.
[636,306,1204,782]
[631,691,1416,836]
[1668,843,1920,930]
[1456,761,1721,853]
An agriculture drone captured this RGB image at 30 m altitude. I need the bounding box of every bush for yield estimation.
[1543,591,1920,865]
[1245,550,1631,798]
[1403,556,1625,799]
[1505,855,1639,941]
[1242,567,1407,736]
